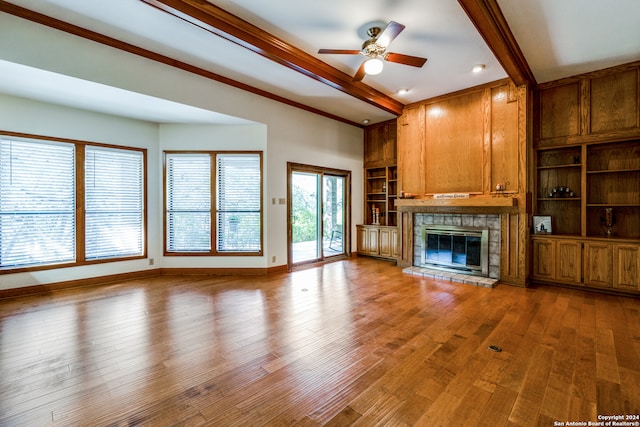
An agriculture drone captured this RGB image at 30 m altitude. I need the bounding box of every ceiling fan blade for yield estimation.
[353,62,366,81]
[385,52,428,68]
[375,21,405,48]
[318,49,361,55]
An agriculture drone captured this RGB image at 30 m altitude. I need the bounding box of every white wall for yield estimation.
[0,16,364,290]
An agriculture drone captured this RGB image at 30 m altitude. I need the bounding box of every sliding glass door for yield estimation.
[288,163,350,267]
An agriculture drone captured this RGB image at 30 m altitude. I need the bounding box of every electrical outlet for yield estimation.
[272,256,276,263]
[149,258,154,266]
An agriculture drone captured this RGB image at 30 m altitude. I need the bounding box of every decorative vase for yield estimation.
[600,208,615,237]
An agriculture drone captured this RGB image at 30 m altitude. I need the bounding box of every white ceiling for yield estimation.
[1,0,639,126]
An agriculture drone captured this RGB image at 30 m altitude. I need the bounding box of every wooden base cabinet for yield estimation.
[532,238,581,284]
[531,236,640,294]
[357,225,398,260]
[584,242,613,288]
[613,244,640,291]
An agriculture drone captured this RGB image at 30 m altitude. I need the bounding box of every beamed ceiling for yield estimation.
[0,0,639,126]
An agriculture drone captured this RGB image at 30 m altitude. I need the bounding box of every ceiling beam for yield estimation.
[140,0,404,116]
[458,0,536,87]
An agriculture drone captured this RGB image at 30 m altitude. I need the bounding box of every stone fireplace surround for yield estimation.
[404,213,501,288]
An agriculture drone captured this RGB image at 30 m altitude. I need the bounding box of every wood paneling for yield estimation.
[396,80,529,286]
[397,105,426,195]
[490,85,519,192]
[424,91,484,194]
[2,258,638,425]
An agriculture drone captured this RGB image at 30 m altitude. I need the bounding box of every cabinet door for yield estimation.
[584,242,613,287]
[379,228,391,258]
[390,228,400,259]
[367,227,380,255]
[357,226,369,254]
[613,244,640,291]
[556,240,582,284]
[537,82,581,145]
[532,239,556,280]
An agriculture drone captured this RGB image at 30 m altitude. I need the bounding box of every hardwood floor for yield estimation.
[0,257,638,426]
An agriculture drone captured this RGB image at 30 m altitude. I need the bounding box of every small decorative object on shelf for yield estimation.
[600,207,615,237]
[548,186,574,198]
[399,191,416,199]
[494,181,510,197]
[372,207,380,225]
[533,215,552,234]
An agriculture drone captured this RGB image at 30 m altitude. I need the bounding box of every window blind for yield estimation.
[85,146,144,260]
[0,139,76,268]
[166,153,211,252]
[216,153,261,252]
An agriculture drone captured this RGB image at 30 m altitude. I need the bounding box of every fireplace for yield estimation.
[412,213,501,280]
[421,225,489,276]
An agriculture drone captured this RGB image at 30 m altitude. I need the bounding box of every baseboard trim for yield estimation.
[0,265,291,299]
[159,266,289,276]
[0,269,160,300]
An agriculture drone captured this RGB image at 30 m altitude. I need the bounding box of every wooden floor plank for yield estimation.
[0,257,638,426]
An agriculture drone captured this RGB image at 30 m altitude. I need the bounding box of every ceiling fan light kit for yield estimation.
[364,57,384,75]
[318,21,427,81]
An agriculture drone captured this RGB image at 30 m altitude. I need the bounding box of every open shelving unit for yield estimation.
[535,140,640,239]
[365,165,397,226]
[585,140,640,238]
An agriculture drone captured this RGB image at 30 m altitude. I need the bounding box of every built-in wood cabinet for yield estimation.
[531,236,639,294]
[535,62,640,146]
[357,225,398,260]
[532,62,640,295]
[360,119,399,260]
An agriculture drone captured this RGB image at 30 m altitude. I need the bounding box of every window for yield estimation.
[85,146,144,260]
[0,133,146,271]
[165,151,262,255]
[216,154,261,252]
[0,139,76,268]
[166,154,211,252]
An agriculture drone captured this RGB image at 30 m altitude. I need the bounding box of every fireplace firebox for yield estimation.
[420,225,489,276]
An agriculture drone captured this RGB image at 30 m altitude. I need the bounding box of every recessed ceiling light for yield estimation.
[397,88,409,95]
[362,119,370,124]
[472,64,486,73]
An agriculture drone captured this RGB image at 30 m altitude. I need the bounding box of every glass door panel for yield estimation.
[291,171,320,264]
[288,163,350,268]
[323,175,344,256]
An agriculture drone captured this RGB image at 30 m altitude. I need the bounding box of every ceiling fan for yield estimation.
[318,21,428,81]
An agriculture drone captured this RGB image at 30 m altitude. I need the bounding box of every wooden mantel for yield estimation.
[396,196,519,214]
